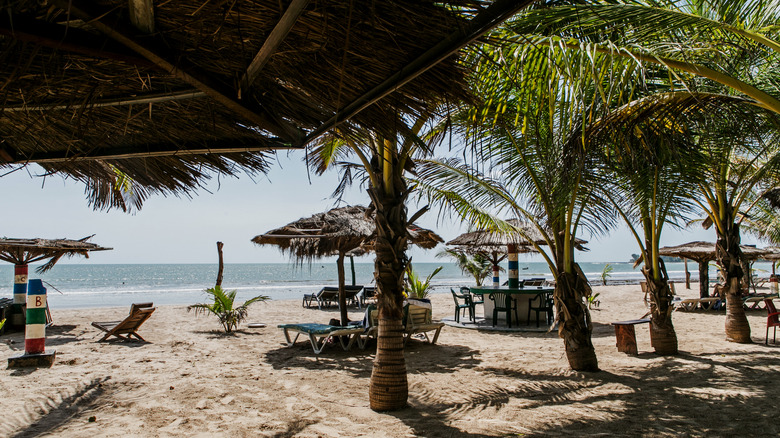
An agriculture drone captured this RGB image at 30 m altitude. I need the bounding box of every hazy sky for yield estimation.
[0,151,743,265]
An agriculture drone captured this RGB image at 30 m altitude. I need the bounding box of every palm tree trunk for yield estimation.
[555,265,599,371]
[696,259,710,298]
[367,182,409,411]
[337,251,348,326]
[716,223,751,343]
[642,268,678,355]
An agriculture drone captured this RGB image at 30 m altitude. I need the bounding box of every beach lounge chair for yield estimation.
[278,323,364,354]
[91,302,156,342]
[343,285,364,308]
[403,304,444,345]
[359,304,380,348]
[359,286,377,308]
[302,287,340,309]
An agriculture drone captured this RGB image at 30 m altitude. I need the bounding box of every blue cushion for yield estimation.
[278,323,352,335]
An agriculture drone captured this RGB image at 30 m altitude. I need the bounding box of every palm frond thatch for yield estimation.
[251,205,442,262]
[0,235,112,272]
[0,0,530,210]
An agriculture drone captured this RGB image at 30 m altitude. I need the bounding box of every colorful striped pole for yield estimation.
[25,279,47,354]
[10,264,28,330]
[507,244,519,288]
[8,279,56,368]
[492,263,500,287]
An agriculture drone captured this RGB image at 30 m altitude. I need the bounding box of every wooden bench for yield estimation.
[611,318,650,355]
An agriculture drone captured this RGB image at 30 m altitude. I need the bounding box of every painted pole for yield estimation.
[10,264,28,330]
[507,244,519,288]
[25,279,47,354]
[8,278,56,368]
[492,263,500,287]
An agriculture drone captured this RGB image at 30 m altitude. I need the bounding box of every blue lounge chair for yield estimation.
[302,287,339,309]
[278,323,364,354]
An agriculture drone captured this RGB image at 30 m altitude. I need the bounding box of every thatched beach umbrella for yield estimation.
[0,236,111,330]
[447,219,587,286]
[659,241,779,298]
[252,205,442,324]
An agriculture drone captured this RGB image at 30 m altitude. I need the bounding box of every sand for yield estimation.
[1,283,779,437]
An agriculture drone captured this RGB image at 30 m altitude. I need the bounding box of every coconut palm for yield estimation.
[187,286,269,333]
[307,112,448,410]
[438,248,495,286]
[592,93,727,355]
[687,109,780,342]
[415,39,627,371]
[503,0,780,343]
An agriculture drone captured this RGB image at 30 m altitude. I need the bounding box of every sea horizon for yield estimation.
[0,261,773,309]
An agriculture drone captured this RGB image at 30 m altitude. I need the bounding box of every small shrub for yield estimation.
[188,286,269,333]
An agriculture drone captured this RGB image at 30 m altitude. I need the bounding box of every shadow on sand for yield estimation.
[385,348,779,437]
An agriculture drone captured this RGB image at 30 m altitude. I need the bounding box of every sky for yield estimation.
[0,151,749,265]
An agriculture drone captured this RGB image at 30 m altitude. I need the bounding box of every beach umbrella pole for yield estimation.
[507,244,519,288]
[8,279,56,368]
[10,264,28,331]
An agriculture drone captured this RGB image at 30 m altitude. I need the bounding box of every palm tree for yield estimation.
[187,286,269,333]
[438,248,494,286]
[504,0,780,343]
[307,113,445,410]
[593,93,724,355]
[688,110,780,342]
[415,40,625,371]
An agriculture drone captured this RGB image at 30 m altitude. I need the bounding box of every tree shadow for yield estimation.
[3,376,111,437]
[264,342,482,379]
[385,349,779,437]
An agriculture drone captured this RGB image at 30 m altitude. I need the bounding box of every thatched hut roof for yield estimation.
[447,220,588,251]
[0,235,111,272]
[252,205,442,261]
[658,241,780,262]
[0,1,530,209]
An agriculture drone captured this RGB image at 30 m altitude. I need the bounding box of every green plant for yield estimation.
[601,264,614,286]
[188,286,269,333]
[437,248,495,286]
[587,292,601,309]
[404,264,443,299]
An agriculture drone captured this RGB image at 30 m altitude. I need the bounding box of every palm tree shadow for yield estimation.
[387,349,780,437]
[264,343,482,379]
[4,377,111,438]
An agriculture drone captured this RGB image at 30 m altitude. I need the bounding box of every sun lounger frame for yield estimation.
[91,302,156,341]
[278,323,364,354]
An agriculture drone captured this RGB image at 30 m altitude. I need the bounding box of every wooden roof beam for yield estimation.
[50,0,305,145]
[303,0,534,145]
[128,0,155,34]
[238,0,310,99]
[9,138,296,163]
[2,90,206,112]
[0,14,156,69]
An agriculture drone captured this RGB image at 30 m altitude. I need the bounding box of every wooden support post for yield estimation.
[8,279,56,368]
[215,242,224,287]
[10,264,28,331]
[507,244,519,288]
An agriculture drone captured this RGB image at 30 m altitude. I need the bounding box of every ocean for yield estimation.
[0,261,774,309]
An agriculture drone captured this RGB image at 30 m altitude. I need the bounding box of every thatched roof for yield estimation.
[0,1,531,210]
[447,220,588,251]
[658,241,780,262]
[252,205,442,261]
[0,235,111,272]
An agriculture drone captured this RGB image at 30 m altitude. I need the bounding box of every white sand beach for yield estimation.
[2,283,779,437]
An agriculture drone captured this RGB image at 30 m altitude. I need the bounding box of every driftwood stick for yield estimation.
[216,241,225,287]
